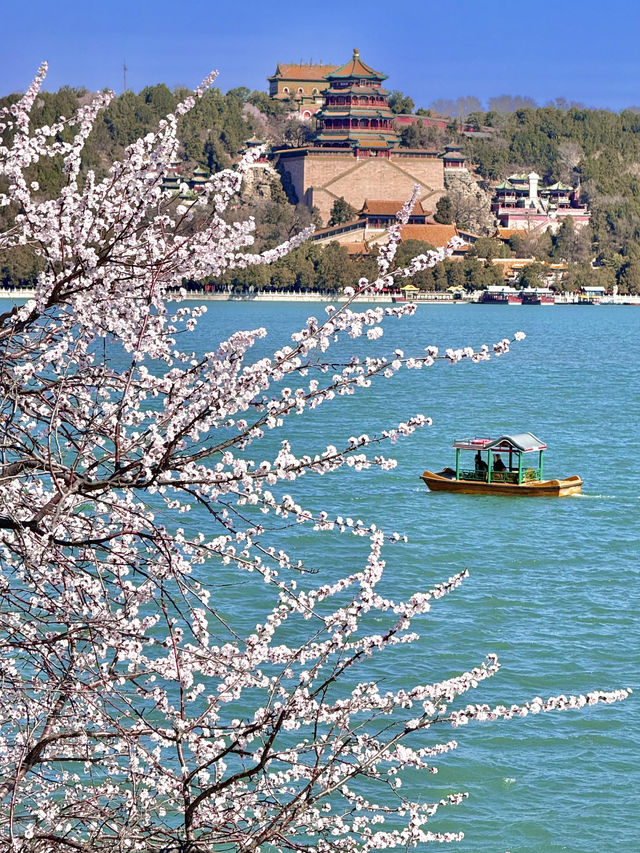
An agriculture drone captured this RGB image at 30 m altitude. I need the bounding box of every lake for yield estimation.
[191,301,638,853]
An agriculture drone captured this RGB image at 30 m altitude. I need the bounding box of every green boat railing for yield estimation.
[459,469,490,482]
[459,468,542,484]
[453,440,545,486]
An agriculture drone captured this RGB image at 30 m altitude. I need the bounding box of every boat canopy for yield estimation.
[485,285,519,294]
[453,433,547,453]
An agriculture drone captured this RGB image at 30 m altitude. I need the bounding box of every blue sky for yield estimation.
[2,0,640,111]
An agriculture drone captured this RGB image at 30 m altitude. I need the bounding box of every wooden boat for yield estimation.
[421,433,582,497]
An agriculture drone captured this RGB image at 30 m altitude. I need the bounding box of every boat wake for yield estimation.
[574,493,616,499]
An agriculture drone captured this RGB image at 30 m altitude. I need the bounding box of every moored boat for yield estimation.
[421,433,582,497]
[479,286,522,305]
[521,287,555,305]
[578,285,605,304]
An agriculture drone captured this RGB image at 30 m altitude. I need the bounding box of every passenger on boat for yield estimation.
[493,454,506,471]
[475,451,488,473]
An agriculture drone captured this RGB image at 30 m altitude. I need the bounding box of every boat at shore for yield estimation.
[521,287,555,305]
[479,286,555,305]
[478,286,522,305]
[421,433,582,497]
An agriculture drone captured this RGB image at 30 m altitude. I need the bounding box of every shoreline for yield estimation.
[1,288,639,305]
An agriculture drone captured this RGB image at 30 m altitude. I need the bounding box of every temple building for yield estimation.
[360,199,430,228]
[160,163,212,199]
[491,172,591,231]
[441,144,467,172]
[267,62,338,120]
[272,49,445,225]
[311,200,463,257]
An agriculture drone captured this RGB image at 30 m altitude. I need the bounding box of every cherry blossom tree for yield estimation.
[0,65,630,853]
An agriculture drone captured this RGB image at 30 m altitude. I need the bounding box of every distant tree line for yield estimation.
[188,239,506,294]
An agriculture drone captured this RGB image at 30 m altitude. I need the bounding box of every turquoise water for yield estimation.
[193,302,638,853]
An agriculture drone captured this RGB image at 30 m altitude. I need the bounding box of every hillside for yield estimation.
[3,84,640,292]
[461,106,640,289]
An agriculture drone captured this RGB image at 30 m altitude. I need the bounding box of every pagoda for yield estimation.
[272,49,445,224]
[313,49,399,151]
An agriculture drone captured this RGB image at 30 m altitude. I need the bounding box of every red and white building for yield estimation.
[492,172,590,232]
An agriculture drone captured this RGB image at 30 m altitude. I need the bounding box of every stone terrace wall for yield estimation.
[276,149,445,224]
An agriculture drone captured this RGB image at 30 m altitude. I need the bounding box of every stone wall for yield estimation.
[276,149,445,224]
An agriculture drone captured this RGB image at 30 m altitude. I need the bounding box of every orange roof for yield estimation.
[489,258,535,279]
[495,227,519,240]
[345,241,370,255]
[269,63,337,82]
[398,224,459,245]
[361,199,429,216]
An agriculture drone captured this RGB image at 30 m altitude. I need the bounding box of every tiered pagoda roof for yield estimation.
[324,50,388,82]
[313,49,399,151]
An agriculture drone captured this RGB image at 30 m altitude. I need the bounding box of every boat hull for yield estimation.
[522,296,555,305]
[421,469,582,497]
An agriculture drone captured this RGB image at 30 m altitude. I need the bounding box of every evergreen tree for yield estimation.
[468,237,511,260]
[552,217,592,263]
[328,197,357,226]
[618,244,640,293]
[399,120,442,149]
[388,90,415,115]
[434,196,454,224]
[315,241,352,290]
[517,262,547,288]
